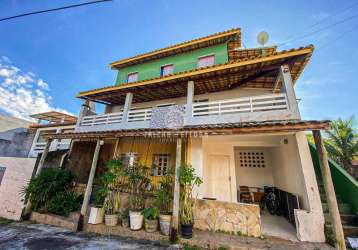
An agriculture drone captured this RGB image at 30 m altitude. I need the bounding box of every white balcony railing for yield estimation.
[80,112,123,127]
[127,108,152,122]
[192,93,288,117]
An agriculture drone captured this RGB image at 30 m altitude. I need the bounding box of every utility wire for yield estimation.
[277,1,358,46]
[319,24,358,50]
[0,0,112,22]
[277,12,358,47]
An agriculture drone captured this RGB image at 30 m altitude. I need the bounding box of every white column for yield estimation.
[186,81,194,124]
[80,139,103,217]
[122,92,133,123]
[28,129,41,157]
[170,137,182,242]
[280,65,300,119]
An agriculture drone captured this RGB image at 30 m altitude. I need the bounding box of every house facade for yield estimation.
[44,28,330,242]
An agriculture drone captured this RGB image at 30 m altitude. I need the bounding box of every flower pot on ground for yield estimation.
[142,207,159,233]
[154,172,174,236]
[125,165,150,231]
[88,207,104,224]
[129,210,144,230]
[181,223,194,239]
[103,191,121,227]
[179,164,202,239]
[158,214,171,236]
[121,209,129,228]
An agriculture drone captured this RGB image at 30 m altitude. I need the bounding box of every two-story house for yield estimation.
[43,28,331,242]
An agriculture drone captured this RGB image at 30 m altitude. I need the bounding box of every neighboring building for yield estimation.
[27,111,77,158]
[0,113,31,132]
[45,28,328,242]
[0,127,35,157]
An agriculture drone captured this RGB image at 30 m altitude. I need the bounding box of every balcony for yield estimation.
[28,139,71,157]
[76,92,297,133]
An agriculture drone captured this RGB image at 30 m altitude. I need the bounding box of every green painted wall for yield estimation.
[115,42,228,85]
[309,143,358,213]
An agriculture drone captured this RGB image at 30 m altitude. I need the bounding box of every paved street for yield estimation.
[0,222,170,250]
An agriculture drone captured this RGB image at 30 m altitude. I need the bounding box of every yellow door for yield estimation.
[208,155,231,202]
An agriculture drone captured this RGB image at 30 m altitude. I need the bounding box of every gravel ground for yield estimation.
[0,222,171,250]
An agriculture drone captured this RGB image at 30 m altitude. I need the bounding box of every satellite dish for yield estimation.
[257,31,269,47]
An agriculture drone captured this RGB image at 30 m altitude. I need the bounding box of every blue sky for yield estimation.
[0,0,357,121]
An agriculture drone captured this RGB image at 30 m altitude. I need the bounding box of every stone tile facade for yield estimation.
[193,199,261,237]
[30,212,79,232]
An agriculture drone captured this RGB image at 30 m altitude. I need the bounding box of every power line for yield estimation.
[319,24,358,50]
[0,0,113,22]
[277,12,358,47]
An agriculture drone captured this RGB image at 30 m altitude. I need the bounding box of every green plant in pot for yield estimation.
[103,191,121,226]
[154,172,174,235]
[125,164,150,230]
[121,208,130,228]
[179,164,202,239]
[142,206,159,233]
[89,159,124,225]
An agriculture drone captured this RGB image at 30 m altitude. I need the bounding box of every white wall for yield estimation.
[234,147,274,188]
[112,87,271,112]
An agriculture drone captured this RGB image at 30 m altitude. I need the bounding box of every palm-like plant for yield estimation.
[324,116,358,176]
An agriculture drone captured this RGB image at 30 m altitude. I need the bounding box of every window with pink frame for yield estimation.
[197,54,215,68]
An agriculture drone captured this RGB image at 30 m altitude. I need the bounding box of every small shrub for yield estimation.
[47,191,82,216]
[142,207,159,220]
[23,168,74,212]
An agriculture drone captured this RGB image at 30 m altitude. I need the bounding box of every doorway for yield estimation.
[207,155,231,202]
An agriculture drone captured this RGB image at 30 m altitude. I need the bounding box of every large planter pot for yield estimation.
[145,219,158,233]
[181,224,193,239]
[159,214,171,236]
[104,214,118,226]
[88,207,104,224]
[129,211,143,230]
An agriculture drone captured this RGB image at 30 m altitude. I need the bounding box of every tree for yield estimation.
[324,116,358,176]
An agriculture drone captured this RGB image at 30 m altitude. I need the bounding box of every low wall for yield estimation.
[193,199,261,237]
[30,211,79,231]
[0,157,36,220]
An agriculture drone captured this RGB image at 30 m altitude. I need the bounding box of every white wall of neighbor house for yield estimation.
[111,87,271,112]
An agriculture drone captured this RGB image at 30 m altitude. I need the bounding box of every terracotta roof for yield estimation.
[77,45,313,105]
[110,28,241,69]
[28,121,76,129]
[43,120,330,140]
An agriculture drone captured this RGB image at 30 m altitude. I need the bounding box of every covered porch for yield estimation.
[37,119,332,243]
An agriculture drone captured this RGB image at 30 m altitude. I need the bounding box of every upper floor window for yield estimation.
[197,55,215,68]
[160,64,174,77]
[127,72,138,83]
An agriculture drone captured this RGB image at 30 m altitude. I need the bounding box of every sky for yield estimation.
[0,0,357,121]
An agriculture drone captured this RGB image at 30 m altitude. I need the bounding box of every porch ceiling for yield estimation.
[43,119,329,140]
[77,46,313,105]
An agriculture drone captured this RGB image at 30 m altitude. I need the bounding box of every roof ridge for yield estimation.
[109,27,241,69]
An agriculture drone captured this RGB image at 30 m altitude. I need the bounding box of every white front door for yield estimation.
[208,155,231,202]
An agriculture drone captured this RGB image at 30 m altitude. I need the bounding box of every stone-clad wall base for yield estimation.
[193,199,261,237]
[30,212,79,232]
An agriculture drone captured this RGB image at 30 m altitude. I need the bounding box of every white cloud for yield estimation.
[37,79,49,90]
[0,56,73,121]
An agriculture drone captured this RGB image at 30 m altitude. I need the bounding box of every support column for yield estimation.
[313,130,346,250]
[170,137,182,243]
[122,92,133,123]
[80,139,103,219]
[186,81,194,124]
[280,65,300,118]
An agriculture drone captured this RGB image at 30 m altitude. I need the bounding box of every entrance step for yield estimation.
[322,202,352,214]
[324,213,358,226]
[326,224,358,237]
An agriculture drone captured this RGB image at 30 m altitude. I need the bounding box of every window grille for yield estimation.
[238,151,266,168]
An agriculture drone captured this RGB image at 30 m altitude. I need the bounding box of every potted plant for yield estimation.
[125,165,150,230]
[91,159,124,225]
[179,164,202,239]
[142,207,159,233]
[88,187,106,224]
[154,172,174,235]
[103,191,121,226]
